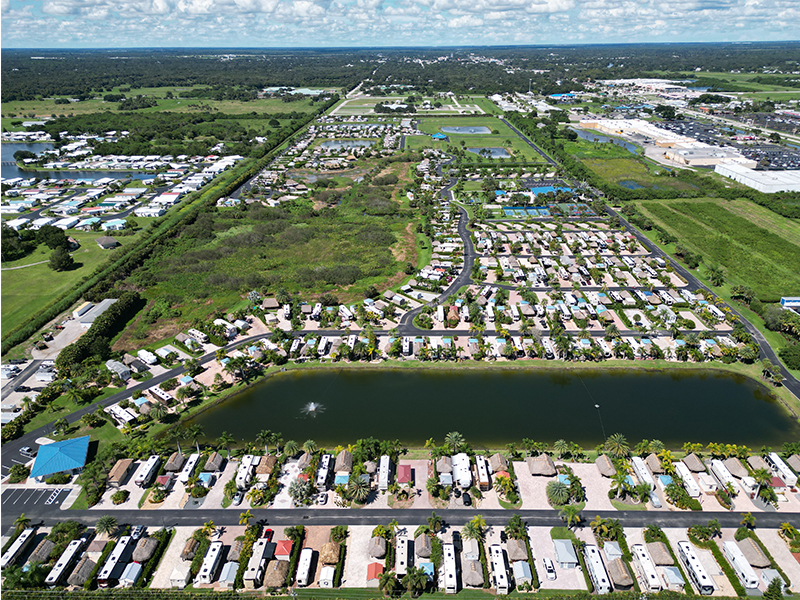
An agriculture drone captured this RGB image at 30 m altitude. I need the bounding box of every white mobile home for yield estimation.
[296,548,314,587]
[452,453,472,489]
[475,455,491,491]
[134,455,161,488]
[98,535,133,587]
[677,541,714,595]
[378,455,392,491]
[673,462,702,498]
[489,545,509,594]
[631,544,661,593]
[767,452,797,487]
[244,539,269,589]
[316,454,332,491]
[631,456,655,491]
[178,453,200,484]
[396,538,410,576]
[442,543,458,594]
[46,538,85,587]
[196,541,224,584]
[585,545,612,595]
[722,542,759,589]
[711,459,738,492]
[1,528,35,569]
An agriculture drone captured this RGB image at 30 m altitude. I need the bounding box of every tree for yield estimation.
[764,577,783,600]
[256,429,273,454]
[444,431,465,454]
[505,514,526,540]
[462,515,486,541]
[150,404,167,422]
[740,512,756,530]
[554,439,570,458]
[284,440,299,456]
[14,513,31,531]
[706,264,725,287]
[184,424,204,452]
[53,417,70,436]
[201,520,217,539]
[559,504,582,529]
[49,246,74,271]
[379,571,400,597]
[239,510,254,526]
[96,515,118,536]
[217,431,234,457]
[610,472,630,499]
[303,439,318,455]
[348,476,371,503]
[427,511,443,534]
[605,433,630,459]
[402,566,429,597]
[546,480,570,506]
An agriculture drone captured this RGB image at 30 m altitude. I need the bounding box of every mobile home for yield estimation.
[475,455,491,491]
[196,541,224,585]
[378,455,392,491]
[296,548,314,587]
[489,545,509,594]
[134,455,161,488]
[677,541,714,595]
[631,544,661,593]
[585,545,612,595]
[244,539,269,589]
[442,543,458,594]
[722,542,759,589]
[767,452,797,487]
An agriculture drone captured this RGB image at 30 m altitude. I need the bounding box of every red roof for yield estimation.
[298,473,310,482]
[397,464,412,484]
[495,471,510,479]
[275,540,293,557]
[771,477,786,488]
[367,563,384,580]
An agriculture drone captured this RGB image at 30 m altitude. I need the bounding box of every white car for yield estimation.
[543,557,556,581]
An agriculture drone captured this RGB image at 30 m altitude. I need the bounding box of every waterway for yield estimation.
[185,368,799,448]
[571,128,639,154]
[2,142,150,181]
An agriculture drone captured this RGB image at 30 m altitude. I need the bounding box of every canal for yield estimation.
[185,368,799,448]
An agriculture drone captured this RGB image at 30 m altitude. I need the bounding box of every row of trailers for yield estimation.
[1,530,91,587]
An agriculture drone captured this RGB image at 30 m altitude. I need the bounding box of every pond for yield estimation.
[619,180,645,190]
[571,128,639,154]
[2,142,151,181]
[319,140,374,150]
[185,368,799,448]
[441,126,492,135]
[468,147,511,158]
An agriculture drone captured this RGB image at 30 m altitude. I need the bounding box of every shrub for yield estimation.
[111,490,130,505]
[46,472,71,485]
[8,464,30,483]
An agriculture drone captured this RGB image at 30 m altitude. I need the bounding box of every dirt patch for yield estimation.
[391,222,416,264]
[112,317,182,352]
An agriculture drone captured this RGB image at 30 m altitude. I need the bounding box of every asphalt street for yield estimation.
[4,505,799,531]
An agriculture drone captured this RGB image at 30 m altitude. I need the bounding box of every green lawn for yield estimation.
[1,230,144,336]
[412,117,543,161]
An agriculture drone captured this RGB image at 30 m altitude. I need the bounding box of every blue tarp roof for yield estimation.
[31,435,90,478]
[335,474,349,485]
[418,562,435,581]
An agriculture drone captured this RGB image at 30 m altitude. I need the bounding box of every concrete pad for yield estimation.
[527,526,587,591]
[342,526,375,588]
[150,526,196,589]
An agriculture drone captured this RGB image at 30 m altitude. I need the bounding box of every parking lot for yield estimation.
[2,486,73,508]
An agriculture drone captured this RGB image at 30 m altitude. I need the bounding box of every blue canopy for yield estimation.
[30,436,90,479]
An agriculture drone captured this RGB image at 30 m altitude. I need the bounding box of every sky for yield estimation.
[1,0,798,48]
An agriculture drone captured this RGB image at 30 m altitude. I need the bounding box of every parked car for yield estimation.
[318,492,328,505]
[20,446,37,458]
[232,491,244,506]
[462,493,471,506]
[543,557,556,580]
[131,525,146,540]
[263,529,274,541]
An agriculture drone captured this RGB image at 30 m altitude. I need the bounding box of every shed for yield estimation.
[367,562,384,582]
[132,537,159,563]
[608,557,634,589]
[96,236,119,249]
[645,453,664,474]
[747,455,769,472]
[397,464,412,484]
[30,539,55,563]
[363,460,377,474]
[595,454,616,478]
[724,457,748,479]
[264,560,289,588]
[737,537,770,568]
[507,538,528,562]
[262,298,279,310]
[219,561,238,589]
[256,455,278,475]
[662,566,685,591]
[415,534,432,558]
[165,451,185,472]
[682,453,706,472]
[319,564,336,588]
[553,539,578,568]
[369,536,387,558]
[204,452,224,473]
[108,458,135,487]
[526,454,556,476]
[646,542,673,566]
[436,456,452,473]
[67,556,96,587]
[335,450,353,473]
[320,542,341,565]
[120,561,143,588]
[275,539,293,560]
[297,452,312,470]
[513,560,533,587]
[463,559,484,587]
[226,539,244,563]
[489,453,508,473]
[462,538,479,561]
[181,537,199,561]
[169,563,192,588]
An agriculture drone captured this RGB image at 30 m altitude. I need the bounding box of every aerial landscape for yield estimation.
[2,3,800,599]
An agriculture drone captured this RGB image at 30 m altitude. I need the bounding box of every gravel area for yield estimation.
[150,526,195,589]
[91,460,147,510]
[513,461,554,509]
[566,462,614,511]
[271,459,301,508]
[342,526,375,588]
[204,461,238,508]
[758,529,800,593]
[302,525,332,588]
[661,526,735,597]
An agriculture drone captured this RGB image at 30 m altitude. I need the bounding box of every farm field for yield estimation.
[1,229,144,336]
[333,95,486,116]
[636,198,800,300]
[649,71,800,93]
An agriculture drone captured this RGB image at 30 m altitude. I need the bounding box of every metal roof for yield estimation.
[30,436,90,478]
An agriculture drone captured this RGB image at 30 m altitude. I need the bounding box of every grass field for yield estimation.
[2,88,318,119]
[411,117,543,161]
[1,229,144,337]
[648,71,800,93]
[636,198,800,300]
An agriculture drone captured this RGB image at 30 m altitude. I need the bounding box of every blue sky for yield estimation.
[1,0,798,48]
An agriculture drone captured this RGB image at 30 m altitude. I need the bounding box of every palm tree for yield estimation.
[740,512,756,530]
[284,440,300,457]
[302,439,318,455]
[605,433,630,459]
[402,566,429,598]
[559,504,582,529]
[610,472,630,499]
[256,429,273,454]
[378,571,400,597]
[650,439,665,453]
[546,480,570,506]
[150,404,167,422]
[13,513,31,531]
[444,431,465,454]
[706,264,725,287]
[201,520,217,539]
[96,515,118,537]
[554,439,570,459]
[239,510,254,526]
[427,511,443,534]
[184,424,204,453]
[504,514,526,540]
[348,477,370,504]
[217,431,234,458]
[462,515,486,541]
[52,417,69,436]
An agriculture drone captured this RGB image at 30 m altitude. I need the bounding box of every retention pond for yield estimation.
[186,368,798,448]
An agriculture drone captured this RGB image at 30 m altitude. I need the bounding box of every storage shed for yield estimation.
[682,453,706,473]
[595,454,616,478]
[108,459,135,488]
[369,536,387,559]
[526,454,556,476]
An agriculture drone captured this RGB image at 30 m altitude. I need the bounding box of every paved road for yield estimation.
[0,359,42,398]
[4,504,800,531]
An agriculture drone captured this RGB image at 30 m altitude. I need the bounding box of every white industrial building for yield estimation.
[714,163,800,193]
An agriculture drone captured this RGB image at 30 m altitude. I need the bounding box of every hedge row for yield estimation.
[136,528,175,588]
[522,534,540,589]
[477,538,490,589]
[84,540,115,590]
[284,526,305,587]
[233,524,261,590]
[332,538,347,588]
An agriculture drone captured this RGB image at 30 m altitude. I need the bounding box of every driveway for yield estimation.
[527,526,587,591]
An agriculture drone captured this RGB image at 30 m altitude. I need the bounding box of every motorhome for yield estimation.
[722,542,759,589]
[134,455,161,488]
[489,545,509,594]
[631,544,661,593]
[296,548,315,587]
[677,542,714,595]
[584,545,612,595]
[46,538,86,587]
